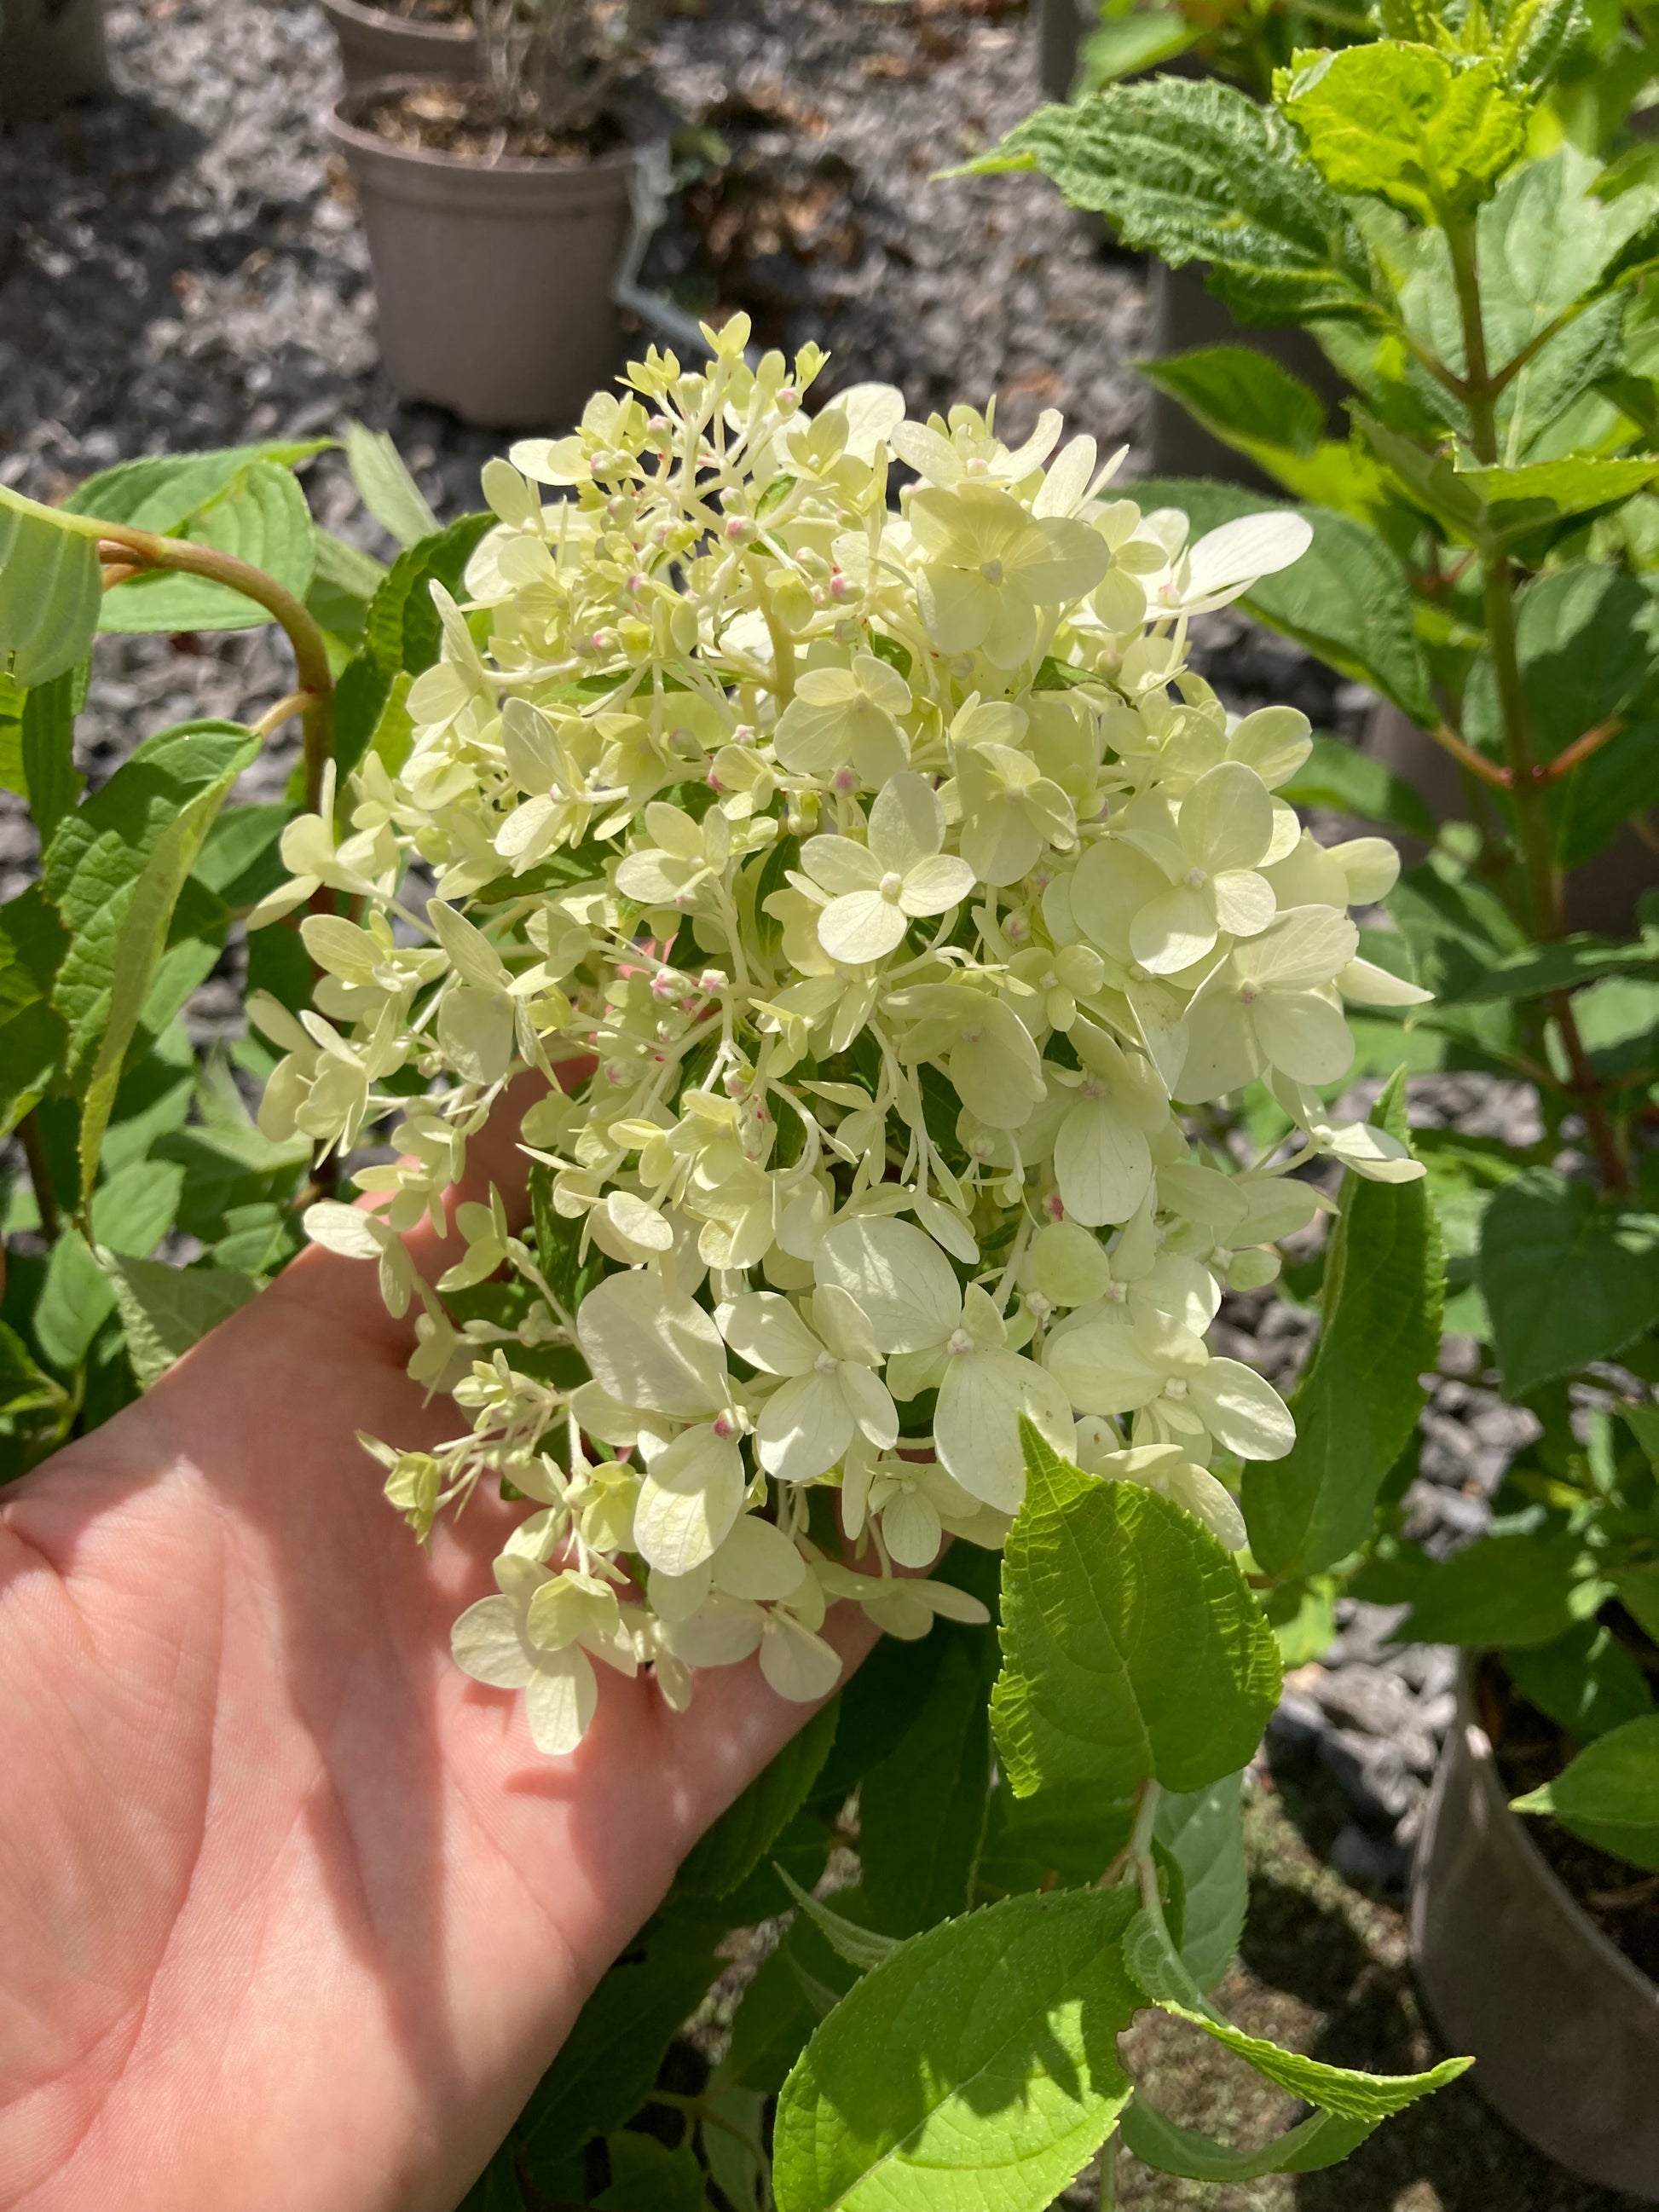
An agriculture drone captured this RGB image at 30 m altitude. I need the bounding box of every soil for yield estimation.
[346,80,626,162]
[1480,1649,1659,1984]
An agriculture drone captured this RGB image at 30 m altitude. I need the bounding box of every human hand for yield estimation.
[0,1098,871,2212]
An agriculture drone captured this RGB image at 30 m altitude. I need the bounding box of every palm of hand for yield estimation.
[0,1215,862,2212]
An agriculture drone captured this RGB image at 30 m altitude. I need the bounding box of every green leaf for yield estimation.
[1279,731,1436,839]
[1130,477,1432,720]
[776,1868,902,1972]
[516,1909,722,2187]
[1478,1169,1659,1395]
[1154,1773,1246,1993]
[1078,9,1198,91]
[978,1777,1136,1896]
[1140,345,1327,457]
[1280,45,1527,222]
[1402,1526,1599,1648]
[772,1887,1142,2212]
[59,727,259,1193]
[43,721,255,1087]
[95,461,317,634]
[332,513,494,777]
[0,1318,68,1418]
[20,670,84,846]
[1119,2094,1376,2180]
[675,1698,839,1903]
[697,2088,766,2212]
[1460,456,1659,545]
[0,491,105,687]
[595,2134,708,2212]
[1243,1071,1442,1579]
[1512,1712,1659,1870]
[1505,1620,1656,1739]
[993,1420,1280,1800]
[858,1632,993,1935]
[344,422,441,549]
[61,440,331,533]
[98,1252,258,1390]
[1436,931,1659,1006]
[966,77,1376,324]
[306,528,386,650]
[1123,1909,1470,2117]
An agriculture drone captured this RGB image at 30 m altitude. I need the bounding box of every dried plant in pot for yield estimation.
[326,0,660,427]
[320,0,477,99]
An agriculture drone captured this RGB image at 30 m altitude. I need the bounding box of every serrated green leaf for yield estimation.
[967,77,1376,325]
[99,1251,258,1389]
[1243,1072,1441,1579]
[344,422,441,550]
[1119,2094,1376,2180]
[61,440,331,533]
[306,528,386,650]
[1402,1526,1599,1647]
[57,725,259,1193]
[1136,348,1392,519]
[675,1697,839,1903]
[0,1318,68,1418]
[516,1909,722,2187]
[1461,455,1659,543]
[1477,1168,1659,1395]
[1131,477,1432,719]
[1436,930,1659,1006]
[776,1868,901,1972]
[772,1887,1142,2212]
[595,2132,708,2212]
[1281,45,1527,222]
[332,513,494,777]
[96,461,317,634]
[1123,1909,1470,2117]
[1279,731,1436,838]
[0,494,104,687]
[1154,1773,1246,1993]
[1512,1712,1659,1869]
[993,1420,1280,1800]
[978,1776,1136,1896]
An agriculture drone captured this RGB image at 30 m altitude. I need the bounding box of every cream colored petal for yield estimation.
[881,1487,944,1568]
[1191,1357,1295,1462]
[757,1370,856,1482]
[935,1348,1074,1510]
[450,1596,535,1689]
[719,1291,821,1377]
[1053,1099,1153,1229]
[816,1214,961,1354]
[760,1615,844,1702]
[711,1514,807,1601]
[633,1424,747,1575]
[818,889,909,965]
[1130,883,1218,977]
[576,1273,730,1418]
[868,771,945,872]
[1251,989,1355,1085]
[524,1647,598,1755]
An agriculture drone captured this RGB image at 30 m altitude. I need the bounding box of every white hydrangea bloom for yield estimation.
[258,322,1426,1753]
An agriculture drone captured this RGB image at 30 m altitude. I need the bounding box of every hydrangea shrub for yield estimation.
[251,321,1429,1758]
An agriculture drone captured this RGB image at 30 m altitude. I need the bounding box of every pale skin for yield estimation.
[0,1094,872,2212]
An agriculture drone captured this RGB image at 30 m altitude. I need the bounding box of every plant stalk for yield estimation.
[1448,219,1627,1193]
[96,526,333,812]
[17,1109,61,1243]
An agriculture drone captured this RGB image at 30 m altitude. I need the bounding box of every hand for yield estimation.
[0,1100,870,2212]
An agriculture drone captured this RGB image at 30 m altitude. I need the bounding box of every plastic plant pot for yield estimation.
[1409,1655,1659,2200]
[320,0,475,95]
[327,78,637,429]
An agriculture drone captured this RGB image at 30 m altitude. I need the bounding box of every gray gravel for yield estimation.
[0,0,1553,1885]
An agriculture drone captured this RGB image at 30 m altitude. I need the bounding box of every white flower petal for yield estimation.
[935,1348,1074,1510]
[719,1291,820,1377]
[524,1648,598,1755]
[576,1273,730,1418]
[633,1424,747,1574]
[757,1370,856,1482]
[711,1514,807,1601]
[818,890,909,965]
[1192,1357,1295,1461]
[817,1214,961,1354]
[760,1614,844,1702]
[450,1596,535,1689]
[881,1487,944,1568]
[1052,1098,1153,1229]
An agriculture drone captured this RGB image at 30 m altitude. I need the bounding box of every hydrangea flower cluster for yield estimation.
[251,320,1429,1754]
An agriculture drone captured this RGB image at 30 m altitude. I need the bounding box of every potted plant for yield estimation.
[2,326,1473,2203]
[320,0,477,99]
[326,0,660,426]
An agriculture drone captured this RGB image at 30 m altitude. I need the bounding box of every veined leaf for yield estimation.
[1243,1071,1442,1579]
[99,1252,259,1389]
[1505,1620,1655,1740]
[0,488,105,687]
[61,439,332,534]
[1477,1168,1659,1395]
[333,512,494,777]
[772,1887,1142,2212]
[966,77,1377,325]
[1403,1527,1603,1648]
[776,1868,901,1973]
[20,669,84,846]
[1462,455,1659,544]
[858,1630,993,1936]
[1131,477,1432,720]
[95,460,317,633]
[344,422,441,549]
[1437,932,1659,1006]
[1154,1773,1246,1993]
[1136,347,1393,520]
[992,1420,1280,1799]
[1123,1909,1470,2117]
[1280,45,1527,222]
[1512,1712,1659,1871]
[1119,2094,1377,2180]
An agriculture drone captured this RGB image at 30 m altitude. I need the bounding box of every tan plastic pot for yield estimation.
[1409,1656,1659,2198]
[1367,700,1658,934]
[320,0,475,94]
[327,82,637,429]
[0,0,109,124]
